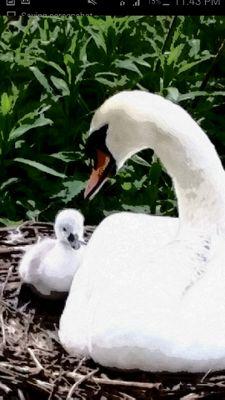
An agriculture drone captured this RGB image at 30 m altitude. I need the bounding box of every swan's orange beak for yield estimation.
[84,149,114,199]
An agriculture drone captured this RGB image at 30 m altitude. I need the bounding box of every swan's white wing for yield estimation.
[59,212,225,372]
[59,213,179,358]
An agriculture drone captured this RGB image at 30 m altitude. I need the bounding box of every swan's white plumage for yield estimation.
[59,91,225,371]
[19,209,85,297]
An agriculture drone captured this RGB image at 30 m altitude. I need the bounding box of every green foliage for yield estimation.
[0,15,224,225]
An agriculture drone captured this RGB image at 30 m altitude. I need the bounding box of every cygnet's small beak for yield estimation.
[84,149,116,200]
[67,233,87,250]
[67,233,75,243]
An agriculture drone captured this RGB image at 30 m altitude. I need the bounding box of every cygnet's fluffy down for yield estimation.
[19,209,85,298]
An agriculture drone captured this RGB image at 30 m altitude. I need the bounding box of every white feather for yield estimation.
[59,91,225,372]
[19,209,85,298]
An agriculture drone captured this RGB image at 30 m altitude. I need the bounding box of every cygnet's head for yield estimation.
[84,90,160,199]
[54,209,84,249]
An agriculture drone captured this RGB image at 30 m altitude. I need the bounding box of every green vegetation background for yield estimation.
[0,16,224,225]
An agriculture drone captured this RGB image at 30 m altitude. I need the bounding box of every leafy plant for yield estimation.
[0,16,224,225]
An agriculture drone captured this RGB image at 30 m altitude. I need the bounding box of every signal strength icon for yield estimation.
[133,0,140,5]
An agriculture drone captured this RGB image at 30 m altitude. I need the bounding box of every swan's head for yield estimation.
[84,91,157,199]
[54,209,85,250]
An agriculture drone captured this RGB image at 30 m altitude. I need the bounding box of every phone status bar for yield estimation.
[3,0,225,16]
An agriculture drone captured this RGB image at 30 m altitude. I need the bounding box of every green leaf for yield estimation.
[149,163,162,184]
[95,77,115,88]
[50,76,70,96]
[37,58,66,76]
[122,204,151,213]
[132,154,151,167]
[178,55,212,74]
[14,158,66,178]
[79,37,92,63]
[63,180,86,201]
[1,93,11,116]
[167,44,184,65]
[189,39,200,57]
[178,91,225,102]
[64,54,74,65]
[30,66,52,94]
[87,28,107,53]
[51,151,82,162]
[52,179,86,203]
[0,218,22,227]
[9,116,53,141]
[122,182,132,191]
[0,177,18,191]
[115,59,141,75]
[134,176,147,190]
[166,87,180,103]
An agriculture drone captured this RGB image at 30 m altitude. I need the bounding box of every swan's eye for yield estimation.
[63,227,67,232]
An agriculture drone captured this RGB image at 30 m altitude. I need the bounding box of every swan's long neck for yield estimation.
[98,91,225,230]
[151,121,225,229]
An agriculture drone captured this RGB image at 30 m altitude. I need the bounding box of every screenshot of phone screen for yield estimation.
[0,2,224,400]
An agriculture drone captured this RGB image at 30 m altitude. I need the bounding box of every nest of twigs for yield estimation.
[0,223,225,399]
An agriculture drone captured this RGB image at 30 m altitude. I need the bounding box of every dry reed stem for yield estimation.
[66,368,99,399]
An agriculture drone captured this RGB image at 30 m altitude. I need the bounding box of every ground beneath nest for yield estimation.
[0,222,225,400]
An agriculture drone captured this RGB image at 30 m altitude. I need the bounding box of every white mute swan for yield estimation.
[59,91,225,372]
[19,209,85,298]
